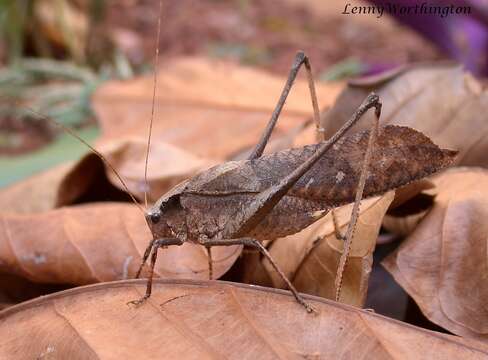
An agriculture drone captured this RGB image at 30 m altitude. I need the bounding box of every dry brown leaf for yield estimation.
[56,152,132,206]
[1,279,486,359]
[0,203,240,285]
[94,57,341,138]
[0,146,136,215]
[322,64,488,167]
[0,151,134,215]
[255,192,394,307]
[383,167,488,340]
[93,57,341,155]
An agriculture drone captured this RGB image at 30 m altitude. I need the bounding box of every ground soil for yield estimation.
[108,0,443,75]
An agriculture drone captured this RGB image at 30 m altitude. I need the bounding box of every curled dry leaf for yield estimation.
[0,139,216,213]
[1,279,487,359]
[322,64,488,167]
[0,144,135,215]
[0,203,240,285]
[383,168,488,340]
[258,192,394,307]
[62,138,218,204]
[0,146,141,215]
[56,152,130,207]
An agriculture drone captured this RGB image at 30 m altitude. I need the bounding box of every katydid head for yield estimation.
[144,180,188,240]
[145,207,170,238]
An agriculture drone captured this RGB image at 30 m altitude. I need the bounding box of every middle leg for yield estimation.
[249,51,321,160]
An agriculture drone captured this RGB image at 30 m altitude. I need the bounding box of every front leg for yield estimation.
[128,237,184,306]
[205,238,316,313]
[134,238,156,279]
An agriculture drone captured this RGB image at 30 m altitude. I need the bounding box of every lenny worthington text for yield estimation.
[342,2,471,18]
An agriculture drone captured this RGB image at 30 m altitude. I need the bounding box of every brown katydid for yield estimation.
[18,46,457,312]
[16,50,456,313]
[121,49,456,312]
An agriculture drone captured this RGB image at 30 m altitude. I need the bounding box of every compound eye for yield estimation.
[150,212,161,224]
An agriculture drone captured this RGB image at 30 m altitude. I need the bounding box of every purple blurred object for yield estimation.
[367,0,488,76]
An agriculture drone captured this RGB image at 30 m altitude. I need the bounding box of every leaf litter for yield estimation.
[0,56,481,356]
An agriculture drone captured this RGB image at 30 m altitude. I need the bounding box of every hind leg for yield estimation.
[334,98,382,302]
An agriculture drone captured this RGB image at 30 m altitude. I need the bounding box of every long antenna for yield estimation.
[20,105,146,215]
[144,0,163,208]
